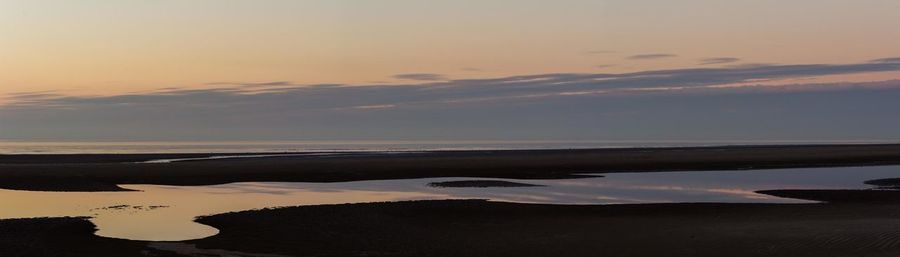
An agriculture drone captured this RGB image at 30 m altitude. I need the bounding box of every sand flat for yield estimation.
[2,144,900,192]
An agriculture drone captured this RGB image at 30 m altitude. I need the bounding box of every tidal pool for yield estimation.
[1,165,898,241]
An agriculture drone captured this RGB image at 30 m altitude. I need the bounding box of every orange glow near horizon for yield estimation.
[2,0,900,96]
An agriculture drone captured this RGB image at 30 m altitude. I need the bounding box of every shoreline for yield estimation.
[3,144,900,191]
[6,198,900,257]
[5,144,900,256]
[4,143,900,162]
[189,199,900,257]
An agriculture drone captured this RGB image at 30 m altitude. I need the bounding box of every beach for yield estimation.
[4,144,900,256]
[7,1,899,256]
[2,144,900,192]
[6,198,900,257]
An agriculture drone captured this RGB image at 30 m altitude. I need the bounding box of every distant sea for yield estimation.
[0,140,896,154]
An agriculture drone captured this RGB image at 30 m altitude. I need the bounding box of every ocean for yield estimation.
[0,140,893,154]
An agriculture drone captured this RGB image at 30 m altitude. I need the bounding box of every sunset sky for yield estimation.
[2,0,900,141]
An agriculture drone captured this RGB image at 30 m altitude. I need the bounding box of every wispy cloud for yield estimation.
[726,63,777,69]
[870,57,900,64]
[3,60,900,141]
[393,73,447,81]
[5,91,63,99]
[345,104,397,110]
[627,53,677,60]
[699,57,741,65]
[7,60,900,111]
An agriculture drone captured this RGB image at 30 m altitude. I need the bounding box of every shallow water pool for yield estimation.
[1,165,898,241]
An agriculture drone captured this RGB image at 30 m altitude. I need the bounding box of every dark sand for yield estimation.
[5,144,900,256]
[867,178,900,189]
[190,199,900,257]
[428,180,544,188]
[7,196,900,257]
[0,218,177,257]
[3,144,900,191]
[760,189,900,203]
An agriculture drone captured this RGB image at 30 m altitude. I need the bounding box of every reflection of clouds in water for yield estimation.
[5,165,900,241]
[130,165,900,207]
[706,189,773,200]
[591,195,649,204]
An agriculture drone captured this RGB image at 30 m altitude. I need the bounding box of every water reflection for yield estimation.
[1,165,898,241]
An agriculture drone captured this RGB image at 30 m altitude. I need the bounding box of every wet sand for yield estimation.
[3,144,900,192]
[191,199,900,257]
[5,144,900,256]
[6,196,900,257]
[0,218,173,257]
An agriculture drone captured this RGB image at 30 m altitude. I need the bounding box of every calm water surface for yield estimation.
[1,165,899,241]
[1,140,893,154]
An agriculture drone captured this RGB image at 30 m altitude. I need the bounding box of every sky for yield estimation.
[2,0,900,141]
